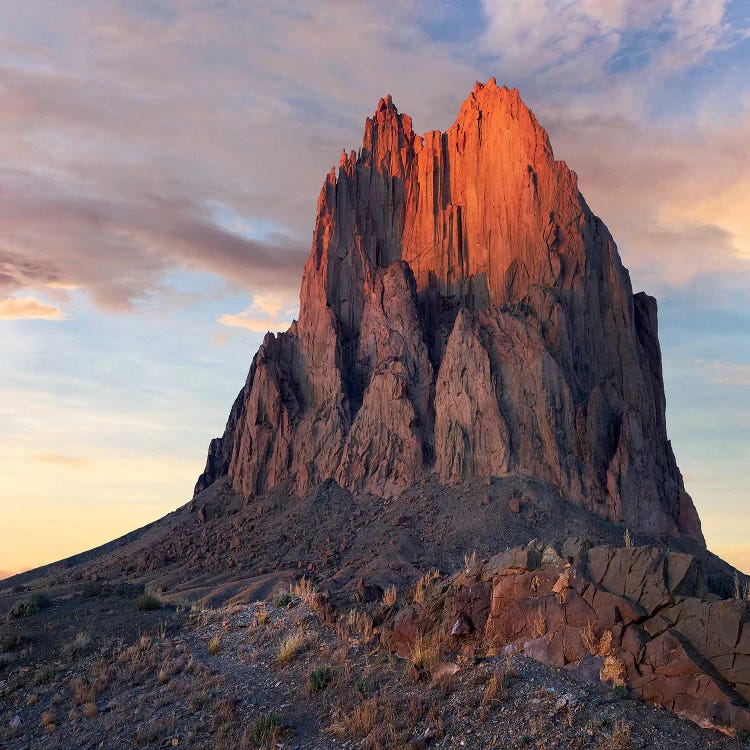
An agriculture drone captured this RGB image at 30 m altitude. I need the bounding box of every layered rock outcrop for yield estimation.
[196,78,702,544]
[384,543,750,735]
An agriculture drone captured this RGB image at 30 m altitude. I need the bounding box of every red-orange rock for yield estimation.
[196,79,703,544]
[380,542,750,734]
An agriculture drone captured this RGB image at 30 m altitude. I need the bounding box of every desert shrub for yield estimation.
[248,712,283,746]
[0,634,24,652]
[60,632,91,661]
[135,593,163,611]
[10,592,51,618]
[308,666,334,692]
[355,677,370,697]
[272,591,294,608]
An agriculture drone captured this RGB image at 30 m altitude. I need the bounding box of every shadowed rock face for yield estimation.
[196,78,703,545]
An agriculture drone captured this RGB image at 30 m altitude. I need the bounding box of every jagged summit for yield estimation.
[196,79,703,544]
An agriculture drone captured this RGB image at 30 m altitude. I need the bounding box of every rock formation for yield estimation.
[383,542,750,735]
[196,78,703,544]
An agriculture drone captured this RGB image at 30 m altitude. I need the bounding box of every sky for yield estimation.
[0,0,748,578]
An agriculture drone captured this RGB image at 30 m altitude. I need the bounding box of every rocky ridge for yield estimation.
[385,541,750,736]
[197,78,702,543]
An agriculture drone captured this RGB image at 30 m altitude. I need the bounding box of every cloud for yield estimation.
[0,0,746,314]
[0,1,477,312]
[34,452,89,468]
[539,110,750,292]
[218,314,293,334]
[480,0,737,98]
[697,360,750,386]
[0,296,65,320]
[218,292,296,333]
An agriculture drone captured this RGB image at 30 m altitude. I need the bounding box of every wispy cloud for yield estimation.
[0,296,65,320]
[219,293,296,333]
[34,452,88,468]
[696,359,750,386]
[480,0,740,97]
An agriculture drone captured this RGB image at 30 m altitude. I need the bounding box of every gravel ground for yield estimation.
[1,585,747,749]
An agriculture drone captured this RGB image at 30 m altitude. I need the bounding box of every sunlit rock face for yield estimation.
[196,78,703,545]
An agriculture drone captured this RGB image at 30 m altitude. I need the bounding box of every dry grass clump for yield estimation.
[481,657,518,715]
[409,633,442,673]
[531,605,547,638]
[330,697,378,739]
[276,631,307,666]
[414,570,440,605]
[600,654,627,687]
[602,719,634,750]
[117,633,161,683]
[464,549,478,573]
[623,528,633,548]
[292,577,319,609]
[207,635,222,656]
[347,609,373,643]
[581,620,598,654]
[382,585,397,607]
[70,676,95,706]
[581,621,613,657]
[40,711,56,732]
[82,701,98,718]
[212,694,238,728]
[255,602,270,626]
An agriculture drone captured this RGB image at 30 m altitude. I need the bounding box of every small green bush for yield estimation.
[355,677,369,697]
[248,712,283,745]
[613,683,628,699]
[10,592,52,618]
[308,666,334,692]
[135,593,163,611]
[272,592,294,608]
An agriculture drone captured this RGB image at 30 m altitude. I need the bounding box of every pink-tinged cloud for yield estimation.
[218,314,293,334]
[697,360,750,387]
[0,296,64,320]
[0,0,747,316]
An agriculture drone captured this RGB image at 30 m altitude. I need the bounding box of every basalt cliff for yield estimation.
[196,78,703,545]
